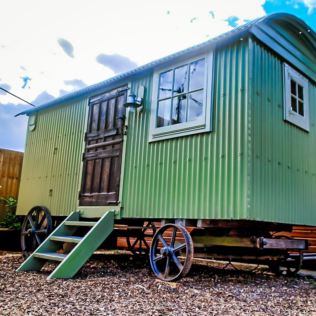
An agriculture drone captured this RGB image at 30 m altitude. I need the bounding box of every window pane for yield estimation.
[188,91,204,122]
[172,95,187,124]
[189,59,205,91]
[298,101,304,116]
[159,70,173,99]
[174,65,188,95]
[291,96,297,112]
[157,99,171,127]
[298,84,304,100]
[291,79,296,96]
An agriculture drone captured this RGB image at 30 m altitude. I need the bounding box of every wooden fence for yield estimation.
[0,149,23,219]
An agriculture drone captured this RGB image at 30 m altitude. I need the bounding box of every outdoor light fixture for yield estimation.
[124,86,145,111]
[124,94,142,108]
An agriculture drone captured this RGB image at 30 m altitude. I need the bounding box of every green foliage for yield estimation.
[0,196,21,230]
[0,196,17,209]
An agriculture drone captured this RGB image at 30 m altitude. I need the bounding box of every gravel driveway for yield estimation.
[0,252,315,315]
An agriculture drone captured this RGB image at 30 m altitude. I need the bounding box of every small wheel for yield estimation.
[286,252,303,276]
[269,253,303,276]
[127,221,156,256]
[268,235,303,276]
[149,224,194,281]
[21,206,53,258]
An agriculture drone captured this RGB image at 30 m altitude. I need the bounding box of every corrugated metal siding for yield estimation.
[249,38,316,225]
[122,41,249,219]
[16,99,88,216]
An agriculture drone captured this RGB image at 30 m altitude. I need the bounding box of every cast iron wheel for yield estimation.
[149,223,194,281]
[268,235,303,276]
[21,206,53,258]
[269,253,303,276]
[126,221,156,256]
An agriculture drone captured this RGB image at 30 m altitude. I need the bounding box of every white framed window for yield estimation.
[149,53,213,141]
[283,63,309,132]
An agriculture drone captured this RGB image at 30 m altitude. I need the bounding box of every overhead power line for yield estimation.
[0,86,36,107]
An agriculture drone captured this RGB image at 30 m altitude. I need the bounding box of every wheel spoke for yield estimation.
[164,256,170,278]
[27,215,36,230]
[38,215,46,228]
[154,255,164,262]
[35,229,48,234]
[131,237,140,249]
[158,234,168,248]
[139,239,142,251]
[172,253,183,271]
[143,222,151,232]
[34,233,41,245]
[21,230,32,236]
[170,227,177,247]
[173,243,186,253]
[144,233,154,237]
[35,210,40,224]
[143,238,150,249]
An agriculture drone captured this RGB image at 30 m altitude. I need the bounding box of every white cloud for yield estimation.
[303,0,316,13]
[0,0,266,107]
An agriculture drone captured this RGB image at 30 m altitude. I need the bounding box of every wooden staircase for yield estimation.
[17,210,114,279]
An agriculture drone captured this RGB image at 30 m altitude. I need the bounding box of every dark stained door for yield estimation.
[79,86,127,206]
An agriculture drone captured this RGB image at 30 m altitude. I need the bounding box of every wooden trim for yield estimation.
[149,52,213,142]
[84,148,120,160]
[89,87,129,105]
[80,192,118,206]
[86,138,123,150]
[86,129,117,140]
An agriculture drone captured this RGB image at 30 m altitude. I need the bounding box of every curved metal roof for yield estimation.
[17,13,316,116]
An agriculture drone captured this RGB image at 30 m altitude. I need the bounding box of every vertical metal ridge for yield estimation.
[249,39,316,225]
[122,42,249,220]
[17,99,88,216]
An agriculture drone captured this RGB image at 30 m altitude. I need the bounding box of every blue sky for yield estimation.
[0,0,315,152]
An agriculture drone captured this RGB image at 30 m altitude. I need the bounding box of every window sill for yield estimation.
[149,121,210,142]
[284,113,310,132]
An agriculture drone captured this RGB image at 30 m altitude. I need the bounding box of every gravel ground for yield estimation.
[0,252,315,316]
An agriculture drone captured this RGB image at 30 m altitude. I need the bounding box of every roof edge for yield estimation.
[16,13,316,116]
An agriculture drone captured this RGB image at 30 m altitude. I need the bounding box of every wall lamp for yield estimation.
[124,85,145,112]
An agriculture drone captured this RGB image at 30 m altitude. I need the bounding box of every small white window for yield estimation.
[283,63,309,131]
[149,53,213,141]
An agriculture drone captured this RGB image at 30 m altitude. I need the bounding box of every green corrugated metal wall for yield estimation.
[248,39,316,225]
[16,36,316,226]
[121,41,249,219]
[16,99,88,216]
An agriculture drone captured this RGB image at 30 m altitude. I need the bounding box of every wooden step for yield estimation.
[34,252,66,262]
[50,236,83,244]
[64,221,97,227]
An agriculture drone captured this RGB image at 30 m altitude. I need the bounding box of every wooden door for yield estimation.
[79,86,127,206]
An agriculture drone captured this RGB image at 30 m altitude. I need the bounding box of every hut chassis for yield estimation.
[19,208,307,281]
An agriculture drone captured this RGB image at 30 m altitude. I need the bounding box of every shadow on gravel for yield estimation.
[8,251,315,283]
[66,253,310,282]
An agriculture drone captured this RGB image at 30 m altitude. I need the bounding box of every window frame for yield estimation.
[149,52,213,142]
[283,63,310,132]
